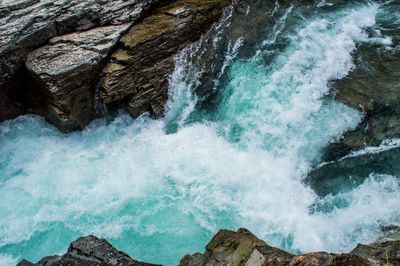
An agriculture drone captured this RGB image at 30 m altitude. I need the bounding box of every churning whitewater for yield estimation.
[1,1,399,265]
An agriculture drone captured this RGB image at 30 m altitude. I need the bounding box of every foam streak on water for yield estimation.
[0,2,399,266]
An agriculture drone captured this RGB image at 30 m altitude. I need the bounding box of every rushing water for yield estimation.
[1,1,400,265]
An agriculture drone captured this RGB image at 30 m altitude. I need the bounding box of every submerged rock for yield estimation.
[305,143,400,196]
[325,11,400,160]
[16,235,159,266]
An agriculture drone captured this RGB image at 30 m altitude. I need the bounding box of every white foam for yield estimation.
[0,2,398,266]
[0,254,18,266]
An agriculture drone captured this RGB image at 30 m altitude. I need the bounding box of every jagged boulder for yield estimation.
[25,24,131,130]
[16,235,159,266]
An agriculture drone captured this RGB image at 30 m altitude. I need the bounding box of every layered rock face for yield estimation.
[19,228,400,266]
[0,0,231,131]
[0,0,162,128]
[100,0,231,118]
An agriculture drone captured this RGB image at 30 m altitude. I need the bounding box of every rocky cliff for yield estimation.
[17,228,400,266]
[0,0,231,131]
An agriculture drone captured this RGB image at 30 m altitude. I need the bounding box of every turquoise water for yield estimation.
[1,1,400,265]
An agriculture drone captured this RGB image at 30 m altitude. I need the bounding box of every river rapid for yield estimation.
[1,0,399,265]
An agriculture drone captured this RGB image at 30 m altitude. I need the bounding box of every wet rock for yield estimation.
[377,226,400,243]
[0,0,161,129]
[334,46,400,116]
[325,11,400,160]
[99,0,231,118]
[351,240,400,266]
[322,112,400,161]
[16,235,159,266]
[305,144,400,196]
[25,24,130,131]
[0,0,232,131]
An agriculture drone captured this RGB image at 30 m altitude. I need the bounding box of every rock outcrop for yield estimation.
[0,0,161,127]
[17,235,159,266]
[99,0,230,119]
[25,24,131,130]
[0,0,231,131]
[18,228,400,266]
[180,228,400,266]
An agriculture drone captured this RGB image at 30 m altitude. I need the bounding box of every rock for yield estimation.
[322,112,400,161]
[0,0,232,131]
[325,7,400,160]
[25,24,130,131]
[351,240,400,265]
[99,0,231,118]
[16,235,160,266]
[334,45,400,116]
[305,143,400,196]
[0,0,161,130]
[377,226,400,243]
[180,228,292,266]
[19,229,400,266]
[179,228,372,266]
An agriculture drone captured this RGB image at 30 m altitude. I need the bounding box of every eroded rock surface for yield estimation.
[18,228,400,266]
[0,0,161,127]
[25,24,130,130]
[0,0,232,131]
[17,235,159,266]
[99,0,231,118]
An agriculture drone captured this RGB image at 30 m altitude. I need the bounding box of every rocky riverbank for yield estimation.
[17,228,400,266]
[0,0,231,131]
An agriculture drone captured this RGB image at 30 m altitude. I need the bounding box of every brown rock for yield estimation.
[99,0,231,118]
[180,228,295,266]
[351,240,400,265]
[180,228,374,266]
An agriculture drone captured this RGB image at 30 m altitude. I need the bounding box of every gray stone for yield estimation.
[17,235,160,266]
